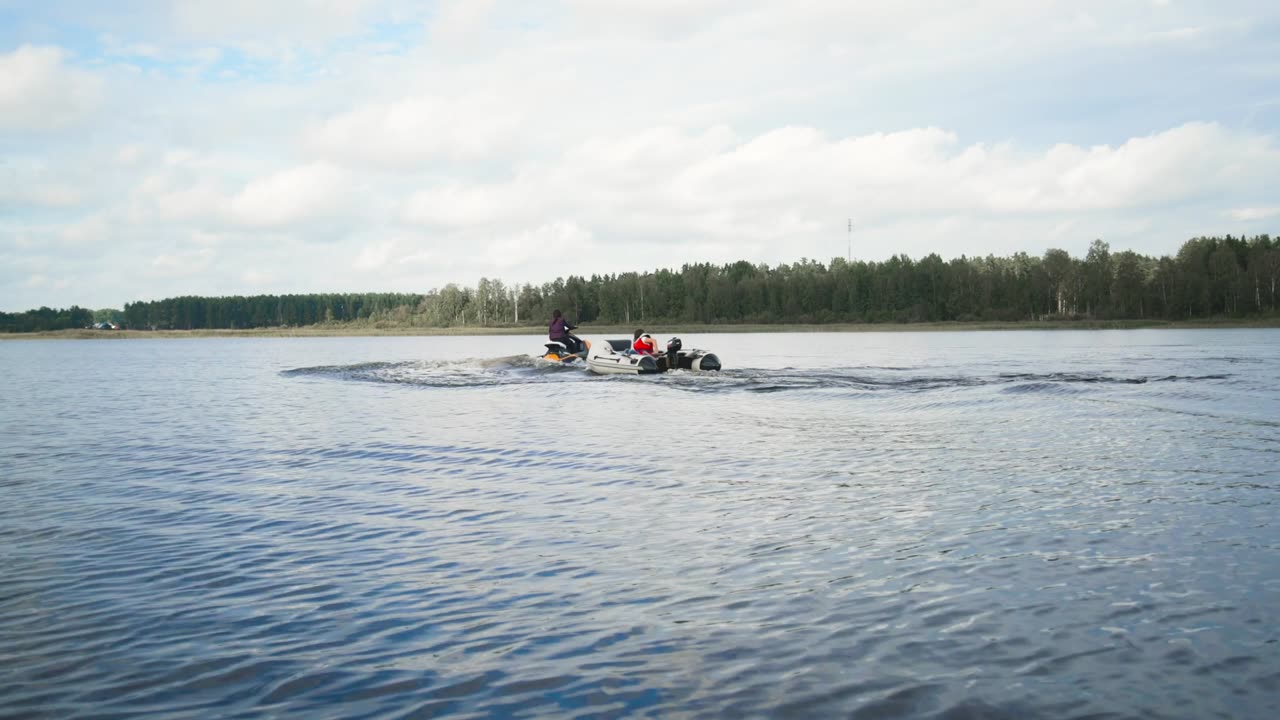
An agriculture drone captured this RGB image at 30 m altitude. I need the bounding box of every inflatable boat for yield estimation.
[586,337,721,375]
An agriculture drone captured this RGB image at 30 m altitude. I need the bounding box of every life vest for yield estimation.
[632,335,657,354]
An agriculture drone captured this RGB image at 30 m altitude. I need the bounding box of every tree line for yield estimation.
[121,292,425,331]
[0,306,95,333]
[4,235,1277,333]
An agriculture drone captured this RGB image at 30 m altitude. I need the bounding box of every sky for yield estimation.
[2,0,1279,311]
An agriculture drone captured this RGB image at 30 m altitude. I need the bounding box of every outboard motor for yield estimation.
[665,337,683,373]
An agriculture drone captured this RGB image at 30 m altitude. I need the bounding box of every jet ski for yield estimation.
[586,336,721,375]
[541,321,590,363]
[542,337,591,363]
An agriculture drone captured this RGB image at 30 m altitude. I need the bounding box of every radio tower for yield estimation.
[847,218,852,262]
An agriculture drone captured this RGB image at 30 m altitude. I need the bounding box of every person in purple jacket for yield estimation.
[549,309,583,353]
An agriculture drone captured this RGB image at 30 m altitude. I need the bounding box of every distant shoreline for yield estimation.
[4,318,1279,340]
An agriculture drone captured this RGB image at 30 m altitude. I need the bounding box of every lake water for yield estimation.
[2,329,1278,719]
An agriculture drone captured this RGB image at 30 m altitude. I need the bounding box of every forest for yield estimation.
[0,305,95,333]
[3,235,1277,333]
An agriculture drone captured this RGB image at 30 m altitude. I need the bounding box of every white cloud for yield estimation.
[1227,207,1280,221]
[398,122,1277,242]
[117,145,145,165]
[353,239,396,271]
[429,0,497,43]
[486,221,595,269]
[973,122,1268,212]
[1,157,89,210]
[5,0,1280,310]
[242,269,276,286]
[367,119,1280,287]
[60,215,109,244]
[0,45,103,130]
[127,160,351,229]
[347,234,438,272]
[2,183,81,209]
[1147,26,1205,43]
[140,180,226,223]
[150,247,215,277]
[565,0,735,32]
[303,94,523,168]
[228,163,348,227]
[100,35,164,59]
[168,0,384,51]
[401,182,515,227]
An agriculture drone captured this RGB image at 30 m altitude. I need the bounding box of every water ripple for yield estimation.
[3,331,1278,718]
[281,359,1232,400]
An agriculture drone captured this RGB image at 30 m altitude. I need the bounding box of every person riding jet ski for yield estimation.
[543,309,590,362]
[550,309,583,354]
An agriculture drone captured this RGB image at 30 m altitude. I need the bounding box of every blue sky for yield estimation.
[2,0,1279,310]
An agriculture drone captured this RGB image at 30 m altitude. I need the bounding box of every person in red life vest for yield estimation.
[632,329,658,355]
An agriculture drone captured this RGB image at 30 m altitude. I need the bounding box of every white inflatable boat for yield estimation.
[585,337,721,375]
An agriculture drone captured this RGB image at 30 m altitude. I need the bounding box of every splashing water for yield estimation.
[282,356,1229,395]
